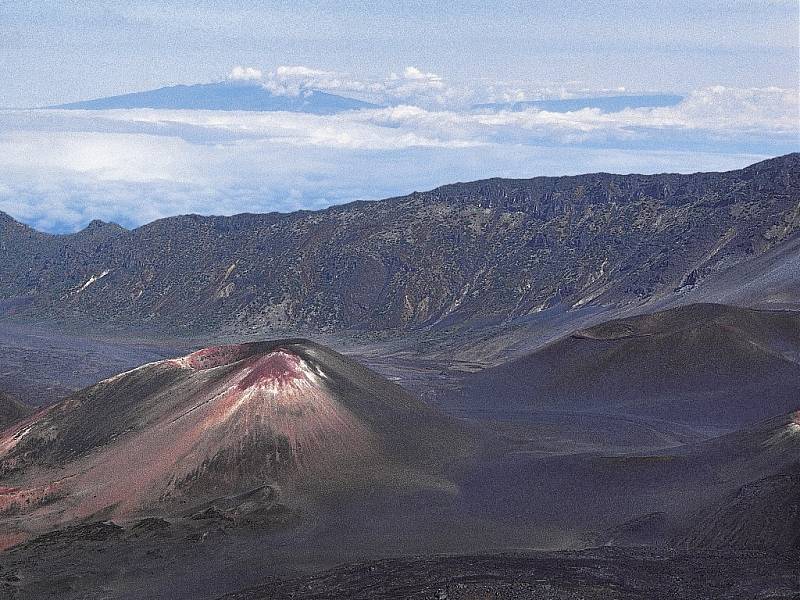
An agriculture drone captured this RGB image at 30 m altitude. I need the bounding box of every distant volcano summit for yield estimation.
[52,80,377,114]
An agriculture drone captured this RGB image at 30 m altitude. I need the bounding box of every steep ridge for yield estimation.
[0,340,471,547]
[448,303,800,428]
[0,154,798,333]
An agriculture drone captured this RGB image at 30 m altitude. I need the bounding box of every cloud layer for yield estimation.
[0,72,796,233]
[228,64,461,108]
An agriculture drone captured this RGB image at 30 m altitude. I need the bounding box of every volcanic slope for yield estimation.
[207,411,800,600]
[677,412,800,551]
[451,406,800,555]
[0,392,31,430]
[591,410,800,547]
[681,228,800,310]
[449,303,800,428]
[0,340,471,546]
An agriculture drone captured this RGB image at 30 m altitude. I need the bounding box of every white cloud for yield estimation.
[275,66,337,78]
[225,64,658,109]
[350,86,798,146]
[399,67,441,81]
[253,64,464,107]
[0,131,201,182]
[653,86,799,131]
[228,66,263,81]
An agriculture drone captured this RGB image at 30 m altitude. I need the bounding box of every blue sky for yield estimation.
[2,0,798,106]
[0,1,797,231]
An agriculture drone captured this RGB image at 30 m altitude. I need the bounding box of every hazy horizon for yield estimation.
[1,1,797,233]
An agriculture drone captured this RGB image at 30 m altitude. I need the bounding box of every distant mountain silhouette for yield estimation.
[474,94,683,112]
[52,80,377,114]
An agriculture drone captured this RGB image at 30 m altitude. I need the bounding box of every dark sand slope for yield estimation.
[449,303,800,428]
[0,392,31,430]
[450,409,800,551]
[213,412,800,599]
[678,412,800,551]
[681,229,800,311]
[681,464,800,551]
